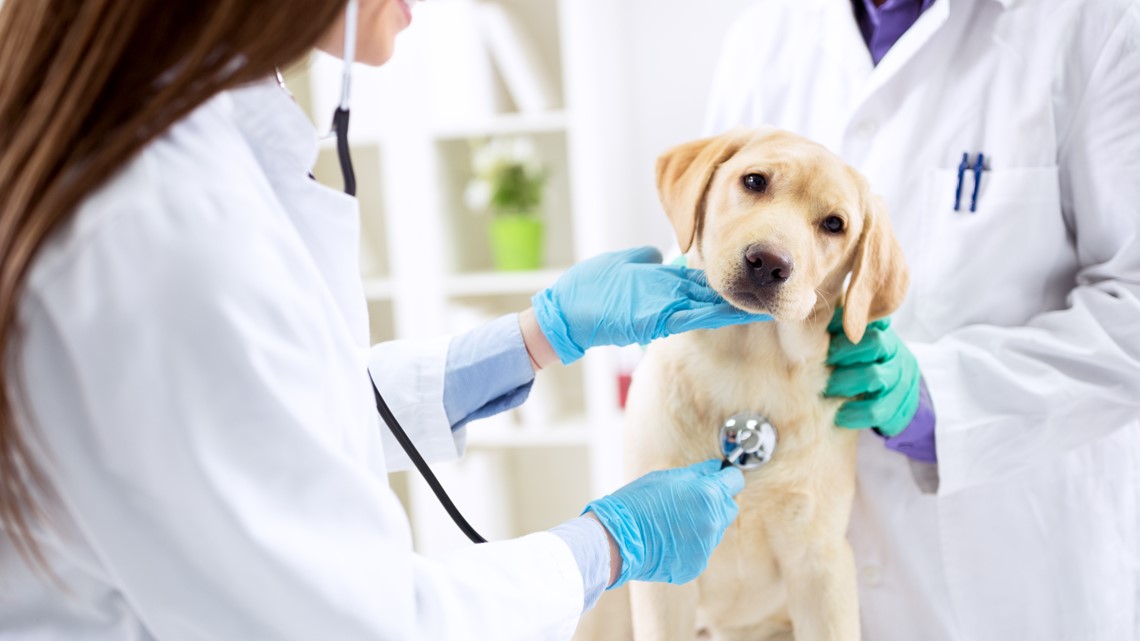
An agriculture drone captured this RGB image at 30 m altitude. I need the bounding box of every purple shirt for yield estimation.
[853,0,938,65]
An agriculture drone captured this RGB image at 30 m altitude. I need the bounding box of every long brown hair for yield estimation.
[0,0,346,566]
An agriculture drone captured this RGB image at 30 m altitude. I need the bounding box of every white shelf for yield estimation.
[465,420,590,449]
[319,136,382,151]
[445,269,565,298]
[362,277,395,300]
[432,110,568,141]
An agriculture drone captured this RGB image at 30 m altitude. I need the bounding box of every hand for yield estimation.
[824,310,921,437]
[583,459,745,588]
[532,246,770,364]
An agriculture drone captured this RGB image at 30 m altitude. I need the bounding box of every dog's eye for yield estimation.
[822,215,846,234]
[742,173,768,193]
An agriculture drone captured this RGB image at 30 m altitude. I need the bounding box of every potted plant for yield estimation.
[464,136,547,271]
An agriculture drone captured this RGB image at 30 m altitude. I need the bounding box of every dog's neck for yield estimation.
[700,305,833,368]
[670,303,838,447]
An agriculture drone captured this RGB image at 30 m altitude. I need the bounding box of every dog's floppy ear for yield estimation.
[843,193,909,343]
[656,128,754,253]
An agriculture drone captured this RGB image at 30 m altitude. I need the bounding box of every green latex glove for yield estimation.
[824,310,921,437]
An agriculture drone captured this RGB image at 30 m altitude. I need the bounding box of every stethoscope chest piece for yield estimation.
[720,412,778,470]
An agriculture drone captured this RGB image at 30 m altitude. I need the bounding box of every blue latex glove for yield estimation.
[824,310,922,437]
[584,459,745,589]
[532,247,770,364]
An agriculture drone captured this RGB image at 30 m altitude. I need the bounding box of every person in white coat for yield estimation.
[703,0,1140,639]
[0,1,769,639]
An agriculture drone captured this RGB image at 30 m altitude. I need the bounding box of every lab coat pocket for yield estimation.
[913,166,1066,335]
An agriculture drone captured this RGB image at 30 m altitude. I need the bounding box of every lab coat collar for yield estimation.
[823,0,959,110]
[226,78,321,177]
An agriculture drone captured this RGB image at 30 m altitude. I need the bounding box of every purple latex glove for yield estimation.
[878,377,937,462]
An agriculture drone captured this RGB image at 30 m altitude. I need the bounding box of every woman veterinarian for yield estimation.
[0,1,771,639]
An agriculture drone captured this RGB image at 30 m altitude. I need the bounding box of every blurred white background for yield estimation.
[286,2,755,638]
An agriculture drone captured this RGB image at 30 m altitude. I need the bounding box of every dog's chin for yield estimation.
[721,287,817,324]
[721,289,772,314]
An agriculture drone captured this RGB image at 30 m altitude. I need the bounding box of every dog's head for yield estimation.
[656,127,908,343]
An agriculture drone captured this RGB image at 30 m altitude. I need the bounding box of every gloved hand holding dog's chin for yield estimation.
[824,310,922,437]
[531,246,771,365]
[584,459,745,589]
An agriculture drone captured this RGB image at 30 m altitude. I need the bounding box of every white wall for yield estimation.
[620,0,758,250]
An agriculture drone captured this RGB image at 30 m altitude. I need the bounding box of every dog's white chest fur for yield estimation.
[624,320,860,640]
[628,320,843,469]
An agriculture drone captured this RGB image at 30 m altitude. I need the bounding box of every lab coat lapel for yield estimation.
[228,81,371,350]
[847,0,953,113]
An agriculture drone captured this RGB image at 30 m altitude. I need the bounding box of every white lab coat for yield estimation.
[0,81,584,640]
[705,0,1140,639]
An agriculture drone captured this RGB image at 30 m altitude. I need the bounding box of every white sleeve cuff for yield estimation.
[369,336,464,471]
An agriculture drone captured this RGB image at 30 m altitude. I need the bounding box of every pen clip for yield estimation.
[954,152,969,212]
[969,152,985,213]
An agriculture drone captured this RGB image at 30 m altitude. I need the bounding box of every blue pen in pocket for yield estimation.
[953,152,987,212]
[953,152,969,212]
[969,153,985,213]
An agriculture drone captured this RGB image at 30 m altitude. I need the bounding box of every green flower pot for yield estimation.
[488,215,544,271]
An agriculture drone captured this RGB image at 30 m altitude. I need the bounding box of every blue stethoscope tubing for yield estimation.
[331,0,487,544]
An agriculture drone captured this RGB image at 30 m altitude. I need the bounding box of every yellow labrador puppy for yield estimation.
[624,127,909,641]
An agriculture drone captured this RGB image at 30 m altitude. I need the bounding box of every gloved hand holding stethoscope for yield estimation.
[584,460,746,588]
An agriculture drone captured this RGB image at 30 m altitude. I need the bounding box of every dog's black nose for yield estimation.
[744,244,793,286]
